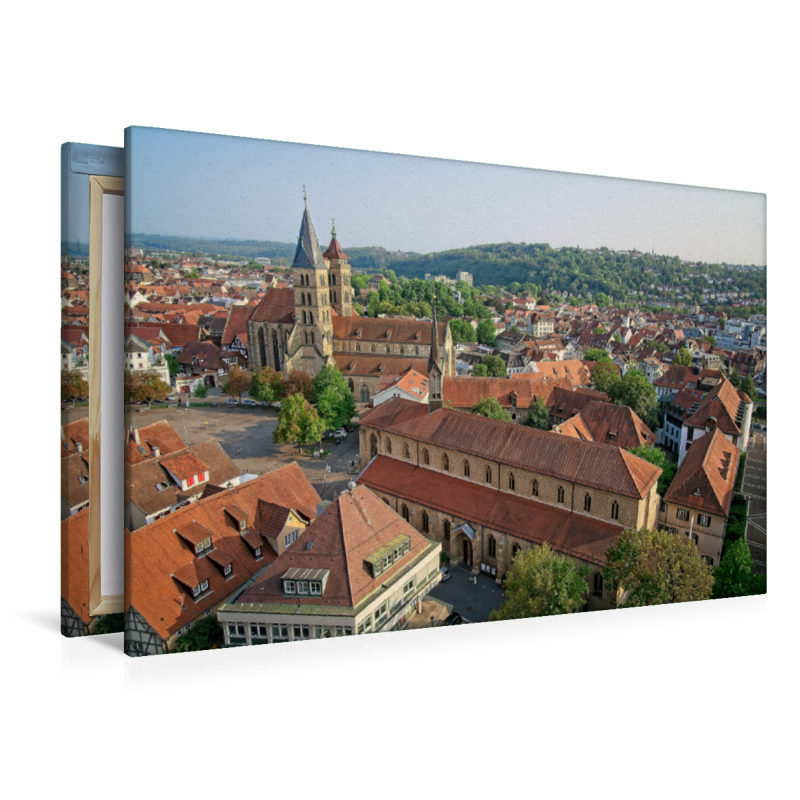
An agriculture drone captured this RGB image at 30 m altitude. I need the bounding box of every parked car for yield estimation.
[225,398,238,406]
[272,402,281,409]
[443,612,463,625]
[241,398,258,406]
[165,394,176,401]
[334,428,347,438]
[440,566,450,582]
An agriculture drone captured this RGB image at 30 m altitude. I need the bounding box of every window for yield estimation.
[223,563,232,576]
[463,460,470,477]
[375,601,388,627]
[611,501,619,521]
[195,542,203,554]
[401,505,410,522]
[309,581,322,595]
[254,547,262,558]
[688,532,699,544]
[335,626,352,637]
[284,580,296,594]
[512,543,521,559]
[442,454,449,471]
[358,616,372,634]
[584,494,592,513]
[250,623,269,641]
[404,442,410,459]
[508,473,515,491]
[557,486,565,504]
[593,573,604,597]
[677,508,689,521]
[422,511,429,533]
[422,448,429,465]
[532,479,538,497]
[698,514,711,527]
[444,520,451,540]
[293,625,311,640]
[486,466,492,484]
[488,534,496,557]
[296,581,308,595]
[386,438,392,454]
[284,529,300,548]
[403,578,415,598]
[227,623,244,642]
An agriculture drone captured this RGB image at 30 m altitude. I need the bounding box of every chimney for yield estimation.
[132,427,140,444]
[75,442,83,453]
[152,445,160,458]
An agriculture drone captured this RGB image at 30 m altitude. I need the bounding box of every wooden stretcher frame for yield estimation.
[88,174,124,616]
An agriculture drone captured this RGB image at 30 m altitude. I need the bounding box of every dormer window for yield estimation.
[192,579,209,597]
[223,563,232,576]
[254,547,262,558]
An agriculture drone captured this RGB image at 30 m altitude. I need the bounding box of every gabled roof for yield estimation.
[332,354,429,379]
[61,417,89,459]
[558,401,656,449]
[251,288,296,324]
[293,206,325,269]
[236,485,433,609]
[323,234,348,261]
[359,399,661,499]
[332,316,447,346]
[126,462,322,640]
[685,376,750,434]
[358,457,622,567]
[375,368,430,399]
[442,375,573,410]
[125,420,186,465]
[655,364,695,389]
[61,508,91,623]
[663,428,739,516]
[221,303,254,346]
[548,386,609,419]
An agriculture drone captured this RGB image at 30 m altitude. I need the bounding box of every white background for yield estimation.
[3,2,795,798]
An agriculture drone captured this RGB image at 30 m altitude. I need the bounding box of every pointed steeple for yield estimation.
[292,200,325,269]
[323,218,348,261]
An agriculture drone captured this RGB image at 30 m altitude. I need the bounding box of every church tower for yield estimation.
[292,197,333,357]
[323,221,353,318]
[428,301,444,411]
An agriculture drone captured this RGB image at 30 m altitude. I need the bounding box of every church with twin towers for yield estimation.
[248,201,456,403]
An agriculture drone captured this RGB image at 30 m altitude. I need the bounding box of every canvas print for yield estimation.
[61,142,125,636]
[123,126,766,656]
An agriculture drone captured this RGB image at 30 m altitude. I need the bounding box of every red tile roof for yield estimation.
[332,316,447,346]
[557,401,656,450]
[359,457,622,567]
[333,354,430,379]
[222,304,255,346]
[126,463,322,640]
[443,375,572,410]
[359,399,661,499]
[237,485,433,608]
[251,288,296,324]
[663,428,739,516]
[61,508,91,624]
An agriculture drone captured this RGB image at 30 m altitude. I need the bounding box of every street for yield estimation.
[742,429,767,574]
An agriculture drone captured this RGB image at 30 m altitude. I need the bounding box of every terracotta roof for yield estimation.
[443,375,572,410]
[251,287,296,324]
[237,485,433,609]
[61,508,91,624]
[126,462,322,640]
[323,236,348,260]
[358,457,622,567]
[663,428,739,516]
[136,322,202,348]
[548,387,609,420]
[359,399,661,499]
[62,452,90,509]
[557,401,656,449]
[125,438,241,516]
[685,376,750,435]
[333,354,430,379]
[125,420,187,465]
[222,304,255,346]
[655,364,695,389]
[375,368,429,399]
[332,316,447,346]
[511,359,592,386]
[177,340,226,370]
[62,417,89,459]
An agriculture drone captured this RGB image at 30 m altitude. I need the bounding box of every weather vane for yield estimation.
[303,185,307,205]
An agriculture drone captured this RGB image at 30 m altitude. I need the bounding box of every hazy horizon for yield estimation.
[126,126,767,267]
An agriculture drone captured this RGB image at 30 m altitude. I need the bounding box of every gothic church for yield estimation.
[248,203,456,402]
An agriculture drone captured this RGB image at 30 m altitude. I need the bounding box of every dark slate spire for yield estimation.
[292,200,325,269]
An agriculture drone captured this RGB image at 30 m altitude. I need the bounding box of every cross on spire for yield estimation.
[303,185,307,206]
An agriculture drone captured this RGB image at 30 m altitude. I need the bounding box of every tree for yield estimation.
[249,366,285,403]
[221,365,251,400]
[741,374,758,402]
[61,370,88,406]
[525,397,550,430]
[285,369,314,402]
[471,364,488,377]
[628,444,675,496]
[165,353,180,377]
[584,348,612,363]
[173,616,224,653]
[728,367,741,388]
[126,370,171,408]
[713,538,759,599]
[382,268,397,283]
[647,340,669,353]
[449,319,477,343]
[489,543,590,620]
[273,392,325,450]
[470,395,512,422]
[94,613,124,634]
[604,527,714,607]
[596,292,609,307]
[704,335,717,346]
[674,347,692,367]
[590,360,621,395]
[193,384,208,399]
[608,369,658,428]
[593,325,605,335]
[476,318,497,347]
[311,365,356,430]
[481,355,507,378]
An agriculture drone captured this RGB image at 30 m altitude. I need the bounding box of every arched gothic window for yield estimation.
[557,486,565,504]
[401,505,409,522]
[532,479,538,497]
[403,443,410,459]
[442,454,449,472]
[422,512,429,533]
[443,520,451,540]
[386,438,392,454]
[486,466,492,484]
[508,473,515,491]
[512,543,521,559]
[611,501,619,520]
[302,310,307,324]
[309,312,314,325]
[348,378,355,393]
[584,493,592,513]
[422,448,430,465]
[301,293,306,306]
[593,573,604,597]
[463,460,470,477]
[488,534,496,557]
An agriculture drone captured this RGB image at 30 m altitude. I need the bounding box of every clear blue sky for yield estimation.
[127,126,766,266]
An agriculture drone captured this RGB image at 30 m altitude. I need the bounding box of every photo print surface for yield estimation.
[123,125,766,656]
